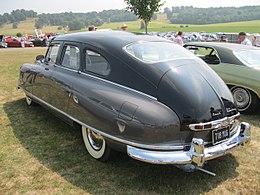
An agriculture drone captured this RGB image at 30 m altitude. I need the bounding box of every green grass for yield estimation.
[99,20,260,33]
[1,18,260,36]
[0,48,260,194]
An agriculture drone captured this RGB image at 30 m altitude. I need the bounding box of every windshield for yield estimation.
[124,42,197,63]
[234,49,260,67]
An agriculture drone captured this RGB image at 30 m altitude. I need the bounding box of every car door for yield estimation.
[67,45,117,132]
[32,43,60,104]
[49,43,81,113]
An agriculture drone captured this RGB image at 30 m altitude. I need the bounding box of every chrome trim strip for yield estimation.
[78,71,157,101]
[53,64,79,73]
[23,90,183,150]
[127,122,251,165]
[46,63,157,101]
[189,113,240,131]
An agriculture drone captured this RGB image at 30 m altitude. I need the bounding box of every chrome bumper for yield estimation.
[127,122,251,166]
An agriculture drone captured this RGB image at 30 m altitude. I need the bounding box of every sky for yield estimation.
[0,0,260,14]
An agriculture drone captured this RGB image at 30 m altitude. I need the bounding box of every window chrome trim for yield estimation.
[23,91,182,150]
[54,64,80,73]
[78,71,157,101]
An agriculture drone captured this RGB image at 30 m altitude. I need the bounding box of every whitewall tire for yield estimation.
[82,126,111,161]
[25,95,34,106]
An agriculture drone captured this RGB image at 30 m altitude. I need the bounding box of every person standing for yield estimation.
[238,32,252,46]
[121,24,128,31]
[88,25,97,31]
[173,31,184,46]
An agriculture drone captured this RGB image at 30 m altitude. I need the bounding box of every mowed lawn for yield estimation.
[100,20,260,33]
[0,48,260,194]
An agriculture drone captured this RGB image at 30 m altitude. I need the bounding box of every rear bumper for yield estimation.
[127,122,251,166]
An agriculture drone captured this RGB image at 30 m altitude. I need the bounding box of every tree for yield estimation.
[12,22,18,29]
[164,7,172,20]
[124,0,164,34]
[68,19,84,31]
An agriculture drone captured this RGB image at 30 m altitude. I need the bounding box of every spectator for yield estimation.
[88,25,97,31]
[174,31,184,46]
[20,37,25,48]
[238,32,252,46]
[252,36,257,46]
[121,24,128,31]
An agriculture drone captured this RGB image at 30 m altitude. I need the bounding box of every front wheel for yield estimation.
[231,87,258,114]
[82,126,111,162]
[25,95,36,106]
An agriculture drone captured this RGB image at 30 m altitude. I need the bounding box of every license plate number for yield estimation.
[212,128,230,145]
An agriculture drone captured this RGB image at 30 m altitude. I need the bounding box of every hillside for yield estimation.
[1,18,260,36]
[0,18,66,35]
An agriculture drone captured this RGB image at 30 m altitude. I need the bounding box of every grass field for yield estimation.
[0,48,260,194]
[0,18,66,36]
[100,20,260,33]
[1,18,260,36]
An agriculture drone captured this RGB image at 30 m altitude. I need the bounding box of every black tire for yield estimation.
[231,86,259,114]
[82,126,111,162]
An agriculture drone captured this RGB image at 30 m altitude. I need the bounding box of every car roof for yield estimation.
[185,42,260,51]
[54,31,168,48]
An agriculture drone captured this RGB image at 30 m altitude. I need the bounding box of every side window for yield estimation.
[61,45,80,70]
[46,44,60,63]
[186,46,220,65]
[84,50,110,76]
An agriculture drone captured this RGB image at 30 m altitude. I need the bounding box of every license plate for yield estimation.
[212,128,230,145]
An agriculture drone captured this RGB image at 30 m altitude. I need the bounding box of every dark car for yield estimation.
[184,42,260,114]
[18,31,250,175]
[30,38,48,47]
[0,35,7,48]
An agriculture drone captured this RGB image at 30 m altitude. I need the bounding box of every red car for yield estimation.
[6,38,34,47]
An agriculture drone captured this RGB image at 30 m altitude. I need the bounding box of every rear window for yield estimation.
[234,49,260,67]
[124,42,196,63]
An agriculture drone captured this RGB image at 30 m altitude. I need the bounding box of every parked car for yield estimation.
[184,42,260,114]
[6,38,34,47]
[29,37,48,47]
[0,35,7,48]
[18,31,250,175]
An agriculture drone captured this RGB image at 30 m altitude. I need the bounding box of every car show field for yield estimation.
[0,46,260,194]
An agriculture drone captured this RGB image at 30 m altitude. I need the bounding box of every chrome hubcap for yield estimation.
[232,88,250,109]
[87,128,104,151]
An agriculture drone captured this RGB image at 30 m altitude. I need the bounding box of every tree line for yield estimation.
[36,9,137,30]
[0,9,37,27]
[0,9,137,31]
[166,6,260,24]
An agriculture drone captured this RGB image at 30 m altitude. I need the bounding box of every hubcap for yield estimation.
[232,88,250,109]
[87,128,104,151]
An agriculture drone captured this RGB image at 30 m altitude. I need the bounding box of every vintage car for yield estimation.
[18,31,251,175]
[184,42,260,114]
[6,38,34,47]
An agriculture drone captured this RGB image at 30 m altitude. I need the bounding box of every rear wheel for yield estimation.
[231,87,258,114]
[82,126,111,162]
